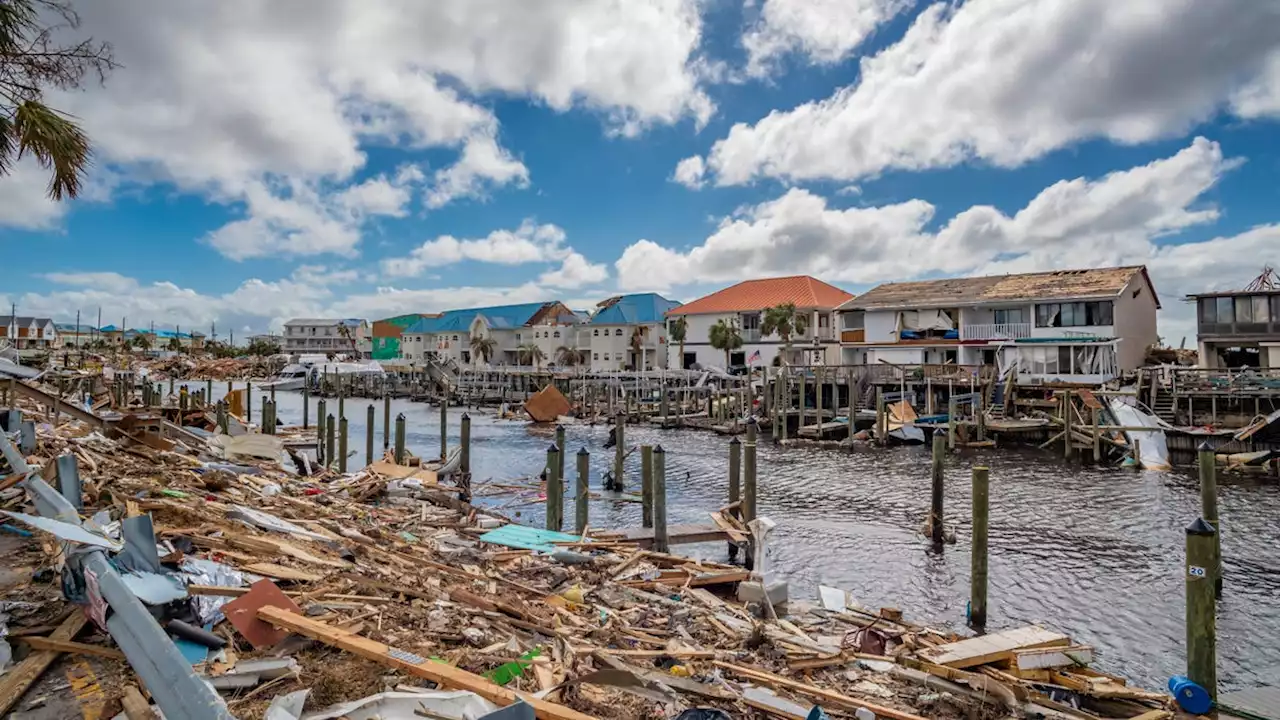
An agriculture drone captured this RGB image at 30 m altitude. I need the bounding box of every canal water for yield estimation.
[201,383,1280,694]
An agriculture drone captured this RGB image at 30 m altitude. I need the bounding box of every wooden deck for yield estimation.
[798,421,850,439]
[606,524,731,549]
[1221,684,1280,719]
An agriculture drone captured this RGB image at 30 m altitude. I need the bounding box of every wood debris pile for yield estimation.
[0,380,1176,720]
[142,356,276,380]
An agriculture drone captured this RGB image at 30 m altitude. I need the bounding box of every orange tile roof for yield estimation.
[669,275,854,316]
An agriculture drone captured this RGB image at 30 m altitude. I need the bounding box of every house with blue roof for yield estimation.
[400,300,579,366]
[586,293,681,371]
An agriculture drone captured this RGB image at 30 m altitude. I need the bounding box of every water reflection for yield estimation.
[195,384,1280,691]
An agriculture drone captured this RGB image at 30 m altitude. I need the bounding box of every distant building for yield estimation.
[587,293,682,371]
[97,326,206,350]
[400,302,578,366]
[1187,282,1280,369]
[371,314,435,361]
[282,318,371,358]
[53,323,97,349]
[666,276,852,369]
[0,316,58,355]
[839,265,1159,383]
[247,333,284,348]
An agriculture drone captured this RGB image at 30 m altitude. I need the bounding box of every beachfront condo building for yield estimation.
[665,276,853,370]
[586,293,682,372]
[836,265,1160,384]
[1187,279,1280,369]
[399,301,581,367]
[282,318,371,358]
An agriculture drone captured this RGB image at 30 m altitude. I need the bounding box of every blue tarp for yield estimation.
[478,524,581,553]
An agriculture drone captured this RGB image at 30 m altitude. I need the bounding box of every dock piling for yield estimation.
[613,413,626,491]
[947,397,957,450]
[970,466,989,627]
[1197,442,1223,597]
[325,414,336,470]
[394,413,406,464]
[383,394,391,450]
[652,445,668,553]
[1185,517,1218,700]
[744,420,758,523]
[439,397,448,460]
[575,447,589,534]
[930,428,945,545]
[556,424,566,481]
[729,436,741,561]
[366,404,375,467]
[302,383,310,429]
[546,444,563,531]
[245,381,251,422]
[338,417,348,473]
[641,445,654,528]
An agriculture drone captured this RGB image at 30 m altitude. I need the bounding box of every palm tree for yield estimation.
[668,316,688,369]
[1,0,116,199]
[130,333,150,351]
[470,334,496,366]
[708,319,743,369]
[167,336,183,352]
[517,343,545,369]
[336,323,358,357]
[630,326,647,370]
[762,302,808,366]
[556,345,585,367]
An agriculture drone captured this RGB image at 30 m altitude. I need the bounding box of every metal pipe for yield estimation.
[0,432,231,719]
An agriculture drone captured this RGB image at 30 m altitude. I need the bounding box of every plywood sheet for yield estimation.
[920,626,1069,669]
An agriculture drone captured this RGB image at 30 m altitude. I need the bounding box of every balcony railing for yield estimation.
[741,328,762,342]
[962,323,1032,341]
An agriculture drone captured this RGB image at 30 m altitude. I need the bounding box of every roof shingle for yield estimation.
[669,276,853,316]
[841,266,1158,311]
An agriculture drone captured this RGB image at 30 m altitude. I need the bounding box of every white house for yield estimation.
[0,316,58,355]
[837,266,1160,383]
[585,293,682,371]
[400,301,579,367]
[665,276,853,369]
[282,319,371,358]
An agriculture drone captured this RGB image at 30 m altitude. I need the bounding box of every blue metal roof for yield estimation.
[403,302,553,334]
[590,293,681,325]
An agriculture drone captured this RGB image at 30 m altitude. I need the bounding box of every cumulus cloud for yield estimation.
[380,220,583,279]
[9,0,717,247]
[0,159,78,230]
[672,155,707,189]
[742,0,910,77]
[622,138,1256,339]
[538,252,610,289]
[694,0,1280,186]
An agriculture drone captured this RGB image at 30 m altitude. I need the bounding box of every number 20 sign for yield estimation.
[1188,565,1207,577]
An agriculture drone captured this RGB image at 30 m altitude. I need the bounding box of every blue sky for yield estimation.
[2,0,1279,344]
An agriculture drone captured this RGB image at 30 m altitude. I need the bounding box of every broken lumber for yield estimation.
[713,661,929,720]
[0,610,88,716]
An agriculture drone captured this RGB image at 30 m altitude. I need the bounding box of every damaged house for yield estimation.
[837,266,1160,384]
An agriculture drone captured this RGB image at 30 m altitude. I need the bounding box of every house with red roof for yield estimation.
[665,275,854,369]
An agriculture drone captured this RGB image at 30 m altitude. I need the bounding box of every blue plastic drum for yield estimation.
[1168,675,1213,714]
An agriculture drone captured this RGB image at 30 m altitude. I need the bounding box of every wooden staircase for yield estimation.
[1151,383,1176,423]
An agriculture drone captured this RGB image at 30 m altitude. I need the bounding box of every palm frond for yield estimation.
[14,100,90,199]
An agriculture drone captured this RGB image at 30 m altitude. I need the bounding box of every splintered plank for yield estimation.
[257,606,597,720]
[920,626,1070,669]
[0,610,89,716]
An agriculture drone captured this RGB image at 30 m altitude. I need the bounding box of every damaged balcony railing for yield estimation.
[0,424,233,720]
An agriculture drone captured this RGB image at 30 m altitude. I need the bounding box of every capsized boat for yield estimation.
[260,359,385,391]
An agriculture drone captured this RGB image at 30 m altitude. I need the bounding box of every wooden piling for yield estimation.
[1197,442,1223,597]
[1092,407,1101,463]
[652,445,668,554]
[302,383,310,429]
[439,398,448,460]
[338,417,348,473]
[1185,517,1218,700]
[546,444,563,531]
[641,445,654,528]
[461,412,472,476]
[875,387,886,446]
[556,424,567,481]
[729,436,741,560]
[325,414,336,470]
[206,378,212,402]
[613,414,626,491]
[930,428,945,545]
[575,447,589,534]
[970,466,989,627]
[947,396,956,450]
[366,404,375,467]
[1062,390,1072,459]
[744,420,758,523]
[394,413,406,464]
[383,394,391,450]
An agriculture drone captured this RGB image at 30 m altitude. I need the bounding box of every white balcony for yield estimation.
[741,328,762,342]
[962,323,1032,341]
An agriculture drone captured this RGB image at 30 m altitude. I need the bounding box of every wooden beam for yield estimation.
[21,636,125,660]
[0,610,88,716]
[714,661,928,720]
[256,605,597,720]
[120,685,155,720]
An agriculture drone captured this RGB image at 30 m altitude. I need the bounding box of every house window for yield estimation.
[603,353,610,360]
[741,313,760,331]
[1273,296,1280,323]
[1215,297,1234,324]
[615,329,623,336]
[1035,301,1113,328]
[593,329,599,336]
[593,353,599,360]
[993,308,1026,325]
[1252,296,1271,323]
[554,331,560,338]
[1235,297,1254,324]
[841,311,864,330]
[452,335,459,341]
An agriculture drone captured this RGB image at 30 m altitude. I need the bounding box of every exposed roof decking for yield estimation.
[841,266,1158,311]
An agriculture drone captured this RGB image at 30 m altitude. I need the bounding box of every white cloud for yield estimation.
[620,138,1253,338]
[538,252,609,289]
[425,135,530,209]
[380,220,571,278]
[672,155,707,189]
[695,0,1280,186]
[743,0,910,77]
[336,173,416,218]
[0,159,75,230]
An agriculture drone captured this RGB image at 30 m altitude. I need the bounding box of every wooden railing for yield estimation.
[961,322,1032,341]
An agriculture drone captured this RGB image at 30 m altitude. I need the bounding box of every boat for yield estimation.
[260,358,385,391]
